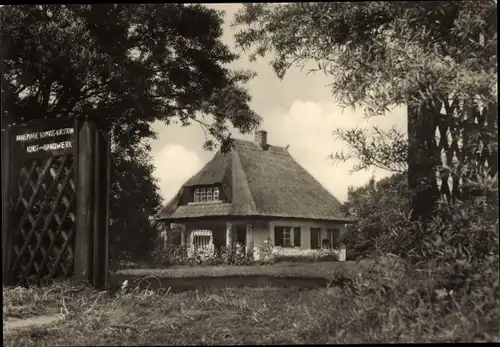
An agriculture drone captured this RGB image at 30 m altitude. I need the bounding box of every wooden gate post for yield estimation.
[74,118,110,289]
[74,119,96,283]
[93,124,110,289]
[2,125,13,285]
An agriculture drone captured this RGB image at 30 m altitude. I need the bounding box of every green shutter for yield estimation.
[332,228,340,248]
[310,228,320,249]
[274,227,283,246]
[293,227,301,247]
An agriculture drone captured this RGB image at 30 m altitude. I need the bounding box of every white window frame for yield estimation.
[324,229,339,249]
[282,227,292,247]
[193,186,221,203]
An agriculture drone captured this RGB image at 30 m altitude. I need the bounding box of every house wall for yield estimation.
[178,218,346,253]
[252,221,270,246]
[268,219,346,251]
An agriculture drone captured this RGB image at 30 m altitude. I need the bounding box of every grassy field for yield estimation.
[114,259,376,280]
[4,283,347,346]
[3,258,498,345]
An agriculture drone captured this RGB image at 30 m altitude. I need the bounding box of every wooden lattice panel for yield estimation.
[10,154,76,286]
[435,101,498,203]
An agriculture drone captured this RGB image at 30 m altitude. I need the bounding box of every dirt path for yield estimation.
[3,314,64,331]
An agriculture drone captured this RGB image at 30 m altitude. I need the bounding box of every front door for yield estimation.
[236,226,246,246]
[310,228,320,250]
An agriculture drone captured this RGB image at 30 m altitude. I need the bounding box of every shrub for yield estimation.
[341,173,409,260]
[216,243,251,265]
[334,252,499,342]
[375,196,499,267]
[337,170,499,342]
[148,244,190,267]
[218,245,234,264]
[274,248,340,263]
[254,238,276,264]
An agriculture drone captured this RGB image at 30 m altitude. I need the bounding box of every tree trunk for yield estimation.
[407,100,440,222]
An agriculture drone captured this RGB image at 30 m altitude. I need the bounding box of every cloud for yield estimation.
[153,144,203,201]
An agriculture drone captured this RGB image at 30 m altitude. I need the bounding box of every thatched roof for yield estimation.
[158,136,352,222]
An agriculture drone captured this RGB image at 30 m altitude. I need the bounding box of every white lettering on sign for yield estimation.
[16,128,74,142]
[26,141,73,154]
[16,132,39,141]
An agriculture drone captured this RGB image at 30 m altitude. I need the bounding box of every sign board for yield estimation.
[11,120,76,160]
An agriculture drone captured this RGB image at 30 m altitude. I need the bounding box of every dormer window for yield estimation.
[194,187,220,203]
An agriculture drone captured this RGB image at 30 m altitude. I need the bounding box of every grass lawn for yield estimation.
[114,259,376,280]
[4,258,497,345]
[3,261,376,346]
[4,282,352,346]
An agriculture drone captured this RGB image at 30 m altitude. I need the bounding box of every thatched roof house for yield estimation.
[158,130,354,258]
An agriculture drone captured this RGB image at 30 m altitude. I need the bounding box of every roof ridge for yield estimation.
[233,138,290,156]
[232,149,258,213]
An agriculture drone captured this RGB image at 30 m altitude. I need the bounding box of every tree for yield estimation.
[1,4,261,259]
[233,1,497,220]
[1,4,260,150]
[109,141,163,261]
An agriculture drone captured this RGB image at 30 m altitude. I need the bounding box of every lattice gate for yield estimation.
[435,101,498,203]
[408,99,498,217]
[10,154,76,286]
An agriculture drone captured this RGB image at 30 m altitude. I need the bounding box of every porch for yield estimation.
[165,220,266,256]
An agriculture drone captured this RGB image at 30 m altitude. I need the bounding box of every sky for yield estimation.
[150,3,407,204]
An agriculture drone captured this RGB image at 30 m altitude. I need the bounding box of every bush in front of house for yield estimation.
[274,248,340,263]
[148,244,191,267]
[148,243,255,267]
[253,238,277,264]
[215,243,248,265]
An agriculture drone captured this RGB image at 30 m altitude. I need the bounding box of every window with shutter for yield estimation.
[293,227,301,247]
[282,228,292,247]
[331,228,340,248]
[325,228,340,249]
[274,226,299,247]
[274,227,283,246]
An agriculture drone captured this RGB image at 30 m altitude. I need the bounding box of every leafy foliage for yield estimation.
[331,126,408,173]
[379,194,499,267]
[2,4,260,149]
[234,2,496,113]
[342,168,498,265]
[147,243,252,267]
[341,173,409,259]
[109,142,163,261]
[274,249,340,263]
